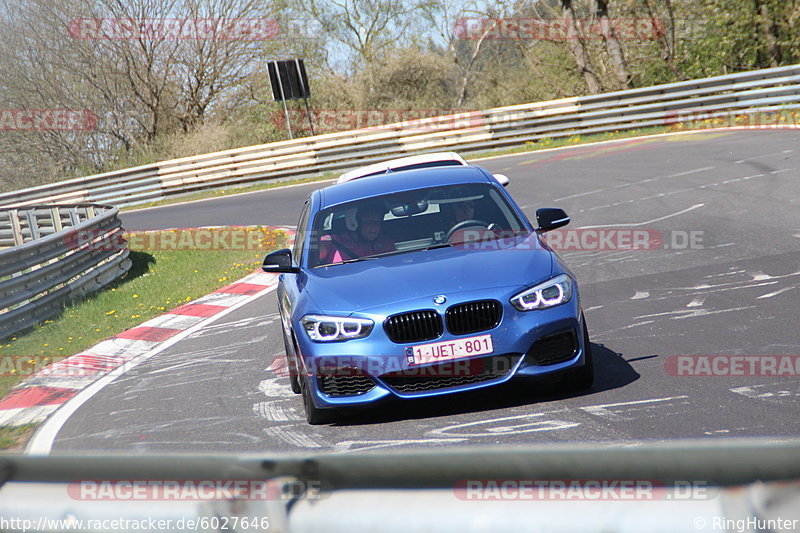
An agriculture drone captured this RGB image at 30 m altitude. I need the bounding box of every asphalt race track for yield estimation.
[48,129,800,453]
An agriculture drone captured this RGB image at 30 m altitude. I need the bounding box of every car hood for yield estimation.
[303,234,554,314]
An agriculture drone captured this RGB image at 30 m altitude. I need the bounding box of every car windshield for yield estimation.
[308,183,527,267]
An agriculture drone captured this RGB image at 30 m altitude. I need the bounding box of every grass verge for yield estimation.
[465,126,670,161]
[0,424,37,451]
[0,227,288,448]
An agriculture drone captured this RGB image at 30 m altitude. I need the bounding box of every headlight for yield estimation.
[510,274,573,311]
[301,315,374,342]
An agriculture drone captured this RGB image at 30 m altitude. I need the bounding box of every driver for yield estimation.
[452,199,476,223]
[318,202,395,264]
[442,189,505,244]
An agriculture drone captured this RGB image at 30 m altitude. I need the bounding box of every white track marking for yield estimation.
[253,402,301,422]
[757,286,796,299]
[138,314,207,330]
[428,412,580,437]
[261,426,325,448]
[0,405,61,426]
[553,189,604,202]
[578,204,704,229]
[580,396,690,421]
[668,166,715,177]
[633,306,756,321]
[734,149,794,163]
[335,439,467,452]
[686,297,705,308]
[730,384,800,402]
[258,377,289,398]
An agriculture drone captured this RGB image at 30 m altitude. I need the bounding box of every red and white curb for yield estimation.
[0,228,295,436]
[0,271,279,429]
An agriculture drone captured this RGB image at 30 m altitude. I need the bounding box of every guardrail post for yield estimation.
[9,210,23,246]
[26,210,40,241]
[50,207,63,233]
[67,207,79,227]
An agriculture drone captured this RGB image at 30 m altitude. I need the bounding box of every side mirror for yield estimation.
[493,173,510,187]
[535,208,570,233]
[262,249,299,273]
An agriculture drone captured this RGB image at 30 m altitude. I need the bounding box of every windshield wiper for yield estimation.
[420,242,453,251]
[319,244,453,267]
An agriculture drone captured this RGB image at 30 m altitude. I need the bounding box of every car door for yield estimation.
[277,199,311,360]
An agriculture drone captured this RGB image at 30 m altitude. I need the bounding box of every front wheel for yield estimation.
[301,374,338,425]
[281,328,301,394]
[565,314,594,391]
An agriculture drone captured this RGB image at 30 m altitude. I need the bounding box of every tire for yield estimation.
[566,314,594,391]
[281,328,301,394]
[301,374,337,425]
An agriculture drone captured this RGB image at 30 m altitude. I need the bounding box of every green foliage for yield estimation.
[2,0,799,190]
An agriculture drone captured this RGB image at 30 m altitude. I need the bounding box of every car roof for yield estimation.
[336,152,467,183]
[317,165,493,209]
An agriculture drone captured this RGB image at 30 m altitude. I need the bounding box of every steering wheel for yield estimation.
[446,219,490,242]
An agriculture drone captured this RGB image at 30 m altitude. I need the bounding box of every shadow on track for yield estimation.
[331,342,640,426]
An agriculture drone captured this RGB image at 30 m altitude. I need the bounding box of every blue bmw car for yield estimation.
[263,154,593,424]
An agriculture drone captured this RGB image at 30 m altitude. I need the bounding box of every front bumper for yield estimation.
[295,290,587,409]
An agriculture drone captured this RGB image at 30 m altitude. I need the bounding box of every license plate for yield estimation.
[408,334,493,366]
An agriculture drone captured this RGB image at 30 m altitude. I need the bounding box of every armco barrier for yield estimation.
[0,64,798,208]
[0,205,130,339]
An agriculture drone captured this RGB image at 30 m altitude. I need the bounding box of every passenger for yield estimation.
[319,203,395,264]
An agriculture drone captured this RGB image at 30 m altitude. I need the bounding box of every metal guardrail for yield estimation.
[0,205,131,340]
[0,64,797,209]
